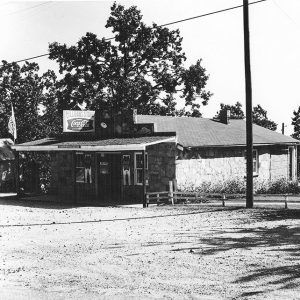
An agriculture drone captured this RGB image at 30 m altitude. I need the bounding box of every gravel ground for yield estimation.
[0,198,300,300]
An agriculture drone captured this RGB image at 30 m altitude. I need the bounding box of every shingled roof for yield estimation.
[137,115,299,148]
[13,135,176,151]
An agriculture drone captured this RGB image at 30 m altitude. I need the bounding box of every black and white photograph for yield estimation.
[0,0,300,299]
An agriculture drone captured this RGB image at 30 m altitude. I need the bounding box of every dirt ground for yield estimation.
[0,198,300,300]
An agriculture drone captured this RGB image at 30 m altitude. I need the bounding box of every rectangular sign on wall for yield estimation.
[63,110,95,133]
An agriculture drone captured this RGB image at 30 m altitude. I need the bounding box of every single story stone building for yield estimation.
[13,110,299,205]
[137,114,299,189]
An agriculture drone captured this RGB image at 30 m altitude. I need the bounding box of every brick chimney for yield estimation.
[220,109,231,124]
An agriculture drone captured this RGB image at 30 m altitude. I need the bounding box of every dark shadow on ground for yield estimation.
[168,209,300,296]
[0,197,78,210]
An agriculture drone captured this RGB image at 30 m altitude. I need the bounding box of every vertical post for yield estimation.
[169,180,174,205]
[142,150,147,208]
[285,195,288,209]
[243,0,253,208]
[222,194,226,207]
[14,151,20,197]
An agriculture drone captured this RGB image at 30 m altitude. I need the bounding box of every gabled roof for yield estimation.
[13,135,176,152]
[137,115,299,148]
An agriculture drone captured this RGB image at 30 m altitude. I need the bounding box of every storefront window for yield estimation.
[134,152,148,185]
[76,153,92,183]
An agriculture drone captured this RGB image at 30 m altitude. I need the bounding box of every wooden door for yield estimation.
[97,153,121,203]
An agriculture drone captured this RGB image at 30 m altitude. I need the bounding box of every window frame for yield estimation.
[244,149,259,176]
[252,149,259,175]
[134,152,148,185]
[75,153,93,184]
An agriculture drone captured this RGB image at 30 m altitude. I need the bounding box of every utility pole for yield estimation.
[243,0,253,208]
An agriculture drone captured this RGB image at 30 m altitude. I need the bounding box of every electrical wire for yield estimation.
[0,0,267,68]
[1,1,52,17]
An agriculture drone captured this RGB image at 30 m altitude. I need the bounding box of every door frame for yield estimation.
[95,152,122,203]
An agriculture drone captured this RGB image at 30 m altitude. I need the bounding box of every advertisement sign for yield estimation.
[63,110,95,133]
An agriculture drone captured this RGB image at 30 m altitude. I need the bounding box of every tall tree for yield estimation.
[49,2,211,116]
[252,104,277,131]
[215,102,245,120]
[291,106,300,139]
[0,61,58,143]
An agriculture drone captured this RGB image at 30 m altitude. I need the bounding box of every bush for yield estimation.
[179,177,300,195]
[255,178,299,194]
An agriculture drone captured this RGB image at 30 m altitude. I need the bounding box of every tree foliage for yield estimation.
[48,2,211,116]
[291,106,300,139]
[215,102,245,120]
[215,102,277,131]
[252,104,277,131]
[0,61,58,143]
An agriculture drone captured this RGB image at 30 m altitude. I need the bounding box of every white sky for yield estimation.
[1,0,300,135]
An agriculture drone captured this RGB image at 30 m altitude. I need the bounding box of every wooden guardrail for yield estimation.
[145,191,300,208]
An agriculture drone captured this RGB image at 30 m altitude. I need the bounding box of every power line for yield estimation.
[1,1,52,17]
[160,0,267,27]
[0,0,267,68]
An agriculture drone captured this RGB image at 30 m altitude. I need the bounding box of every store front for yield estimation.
[13,109,177,205]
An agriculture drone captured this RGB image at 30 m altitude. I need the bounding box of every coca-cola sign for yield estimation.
[63,110,95,133]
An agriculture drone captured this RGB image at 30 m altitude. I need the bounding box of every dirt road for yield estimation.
[0,200,299,299]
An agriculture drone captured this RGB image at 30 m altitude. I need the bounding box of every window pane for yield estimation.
[76,154,84,167]
[136,169,143,184]
[76,167,85,182]
[136,154,143,169]
[84,154,92,168]
[85,167,92,183]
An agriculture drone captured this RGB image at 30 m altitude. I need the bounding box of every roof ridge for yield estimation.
[137,114,211,120]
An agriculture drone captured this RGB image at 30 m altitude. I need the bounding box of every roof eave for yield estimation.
[12,137,177,152]
[184,142,300,149]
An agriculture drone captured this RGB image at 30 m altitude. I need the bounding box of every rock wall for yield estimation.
[49,152,75,202]
[176,146,294,189]
[147,142,176,192]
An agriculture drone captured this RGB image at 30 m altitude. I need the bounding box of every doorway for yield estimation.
[97,153,121,203]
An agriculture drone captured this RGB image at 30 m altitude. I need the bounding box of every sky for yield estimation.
[1,0,300,135]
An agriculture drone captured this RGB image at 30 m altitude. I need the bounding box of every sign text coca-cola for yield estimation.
[63,110,95,133]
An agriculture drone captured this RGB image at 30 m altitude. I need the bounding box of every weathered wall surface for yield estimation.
[176,146,293,189]
[49,152,75,202]
[147,142,176,192]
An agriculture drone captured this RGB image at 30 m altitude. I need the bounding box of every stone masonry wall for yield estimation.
[49,151,75,202]
[147,142,176,192]
[176,146,292,189]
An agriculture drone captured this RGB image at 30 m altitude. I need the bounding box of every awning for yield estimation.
[12,136,177,152]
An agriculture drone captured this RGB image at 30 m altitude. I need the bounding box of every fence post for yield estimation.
[146,194,149,207]
[169,181,174,205]
[285,195,288,209]
[222,194,226,207]
[156,193,159,206]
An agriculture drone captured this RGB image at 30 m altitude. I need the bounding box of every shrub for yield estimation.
[179,177,300,195]
[255,178,299,194]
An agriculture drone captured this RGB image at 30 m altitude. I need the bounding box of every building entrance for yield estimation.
[97,153,121,203]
